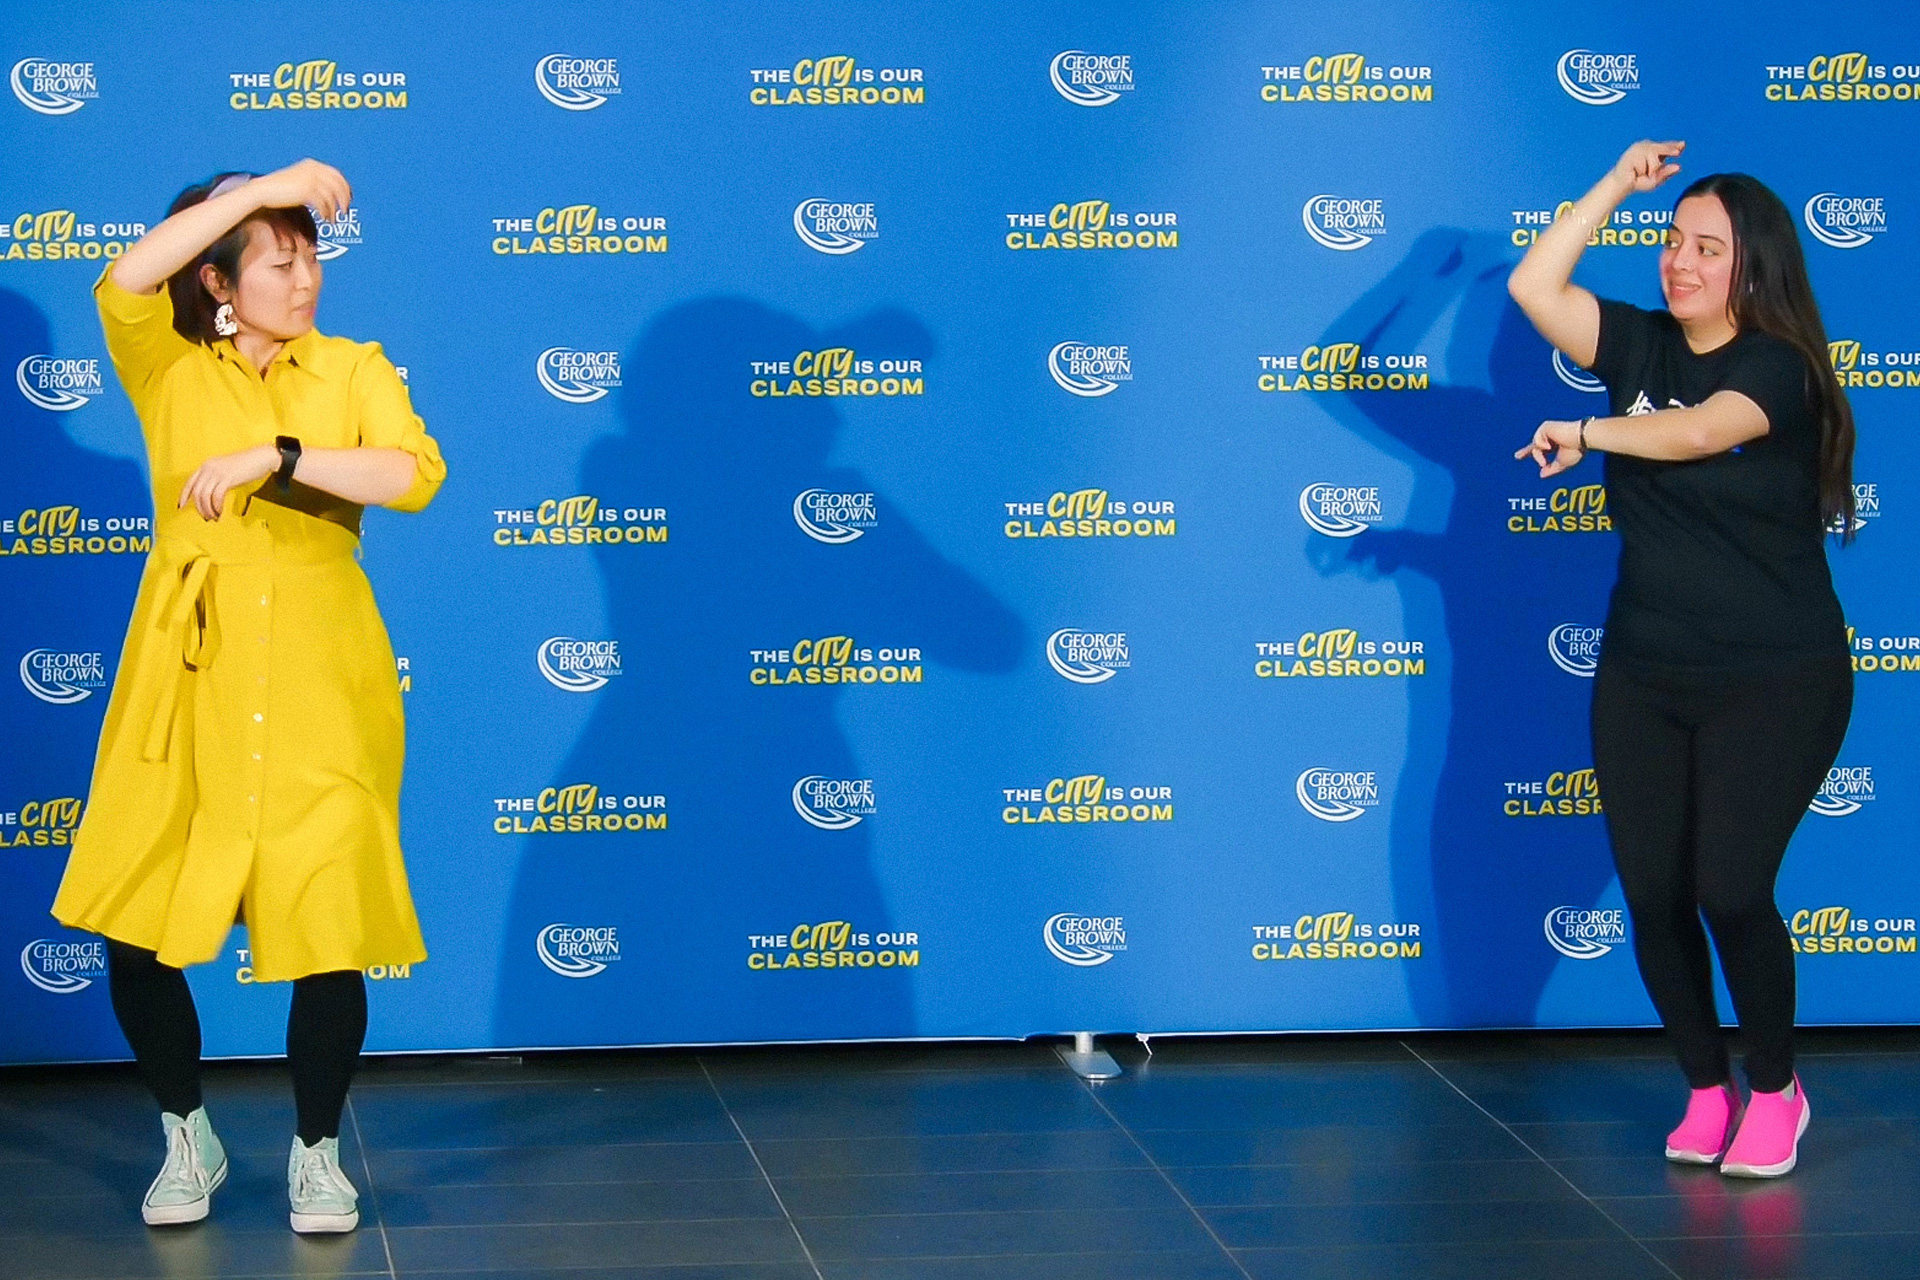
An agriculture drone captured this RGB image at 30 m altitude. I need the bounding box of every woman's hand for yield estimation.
[1515,420,1587,479]
[179,444,279,521]
[247,159,352,221]
[1609,139,1685,197]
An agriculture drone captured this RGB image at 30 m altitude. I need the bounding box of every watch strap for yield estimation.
[274,435,301,491]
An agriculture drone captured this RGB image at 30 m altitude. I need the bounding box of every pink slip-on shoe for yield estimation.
[1665,1083,1743,1164]
[1720,1076,1810,1178]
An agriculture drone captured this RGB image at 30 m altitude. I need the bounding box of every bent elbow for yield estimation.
[383,478,441,513]
[1506,273,1554,322]
[1684,427,1721,459]
[380,453,445,513]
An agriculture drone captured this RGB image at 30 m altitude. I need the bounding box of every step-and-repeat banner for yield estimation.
[3,2,1915,1061]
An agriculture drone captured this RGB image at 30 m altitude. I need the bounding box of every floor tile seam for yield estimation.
[1224,1235,1705,1254]
[365,1140,754,1155]
[709,1069,1080,1084]
[350,1077,708,1091]
[354,1269,811,1278]
[705,1066,1065,1077]
[1630,1227,1920,1241]
[353,1066,708,1078]
[372,1176,779,1190]
[370,1130,1130,1149]
[751,1246,1239,1264]
[351,1073,715,1084]
[770,1186,1588,1209]
[1503,1119,1678,1129]
[1057,1058,1447,1070]
[784,1245,1236,1256]
[1585,1190,1920,1203]
[749,1125,1122,1138]
[1181,1192,1593,1210]
[1395,1039,1687,1280]
[377,1213,803,1232]
[731,1126,1127,1141]
[1411,1052,1678,1061]
[1115,1130,1543,1143]
[765,1164,1161,1182]
[360,1269,816,1278]
[696,1056,826,1280]
[345,1095,402,1280]
[1071,1080,1258,1280]
[1141,1157,1562,1170]
[50,1273,394,1280]
[351,1088,726,1101]
[360,1249,1232,1274]
[699,1090,1092,1103]
[1110,1064,1448,1074]
[801,1252,1243,1269]
[1118,1119,1556,1132]
[784,1205,1259,1222]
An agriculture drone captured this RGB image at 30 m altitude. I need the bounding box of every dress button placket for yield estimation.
[248,581,271,844]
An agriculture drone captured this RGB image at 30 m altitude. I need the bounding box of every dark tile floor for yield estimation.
[3,1029,1918,1279]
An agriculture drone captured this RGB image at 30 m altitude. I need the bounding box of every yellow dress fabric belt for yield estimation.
[128,505,359,764]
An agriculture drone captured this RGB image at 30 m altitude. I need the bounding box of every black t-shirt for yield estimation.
[1586,299,1846,669]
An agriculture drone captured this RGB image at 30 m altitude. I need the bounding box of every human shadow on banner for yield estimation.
[1308,231,1622,1027]
[491,298,1024,1048]
[0,285,149,786]
[0,286,149,608]
[1,288,150,1062]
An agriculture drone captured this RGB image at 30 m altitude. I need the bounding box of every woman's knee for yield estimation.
[1699,892,1784,941]
[1618,879,1698,925]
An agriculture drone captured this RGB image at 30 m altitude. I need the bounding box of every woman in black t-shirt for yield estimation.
[1508,141,1856,1179]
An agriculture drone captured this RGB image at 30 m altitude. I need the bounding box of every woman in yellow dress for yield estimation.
[50,159,445,1233]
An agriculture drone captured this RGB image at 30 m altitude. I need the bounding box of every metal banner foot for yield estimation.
[1057,1031,1123,1080]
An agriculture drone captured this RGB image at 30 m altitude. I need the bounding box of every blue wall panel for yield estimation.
[2,1,1914,1060]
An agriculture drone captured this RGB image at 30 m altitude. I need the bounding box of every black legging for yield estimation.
[106,941,368,1144]
[1591,650,1852,1093]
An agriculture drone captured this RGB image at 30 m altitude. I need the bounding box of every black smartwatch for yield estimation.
[274,435,302,491]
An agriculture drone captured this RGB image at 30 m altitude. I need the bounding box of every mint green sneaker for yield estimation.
[287,1136,359,1233]
[142,1108,227,1225]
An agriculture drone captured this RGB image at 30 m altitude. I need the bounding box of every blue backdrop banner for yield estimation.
[3,0,1915,1061]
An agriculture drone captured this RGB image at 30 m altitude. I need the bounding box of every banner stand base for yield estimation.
[1058,1031,1123,1080]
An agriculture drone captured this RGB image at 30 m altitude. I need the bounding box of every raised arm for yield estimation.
[1507,140,1684,368]
[109,160,351,296]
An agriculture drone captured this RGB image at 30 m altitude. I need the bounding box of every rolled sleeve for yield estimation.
[94,266,195,420]
[350,344,446,512]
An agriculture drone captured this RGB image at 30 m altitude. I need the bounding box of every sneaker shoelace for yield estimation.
[154,1123,210,1199]
[291,1144,353,1207]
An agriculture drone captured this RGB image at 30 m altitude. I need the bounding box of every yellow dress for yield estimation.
[52,270,445,982]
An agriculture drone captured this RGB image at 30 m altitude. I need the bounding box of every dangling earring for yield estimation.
[214,303,237,337]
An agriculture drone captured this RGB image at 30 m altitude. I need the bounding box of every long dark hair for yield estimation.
[163,172,319,345]
[1677,173,1857,539]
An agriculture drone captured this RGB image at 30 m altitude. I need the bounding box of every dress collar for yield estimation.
[215,329,323,378]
